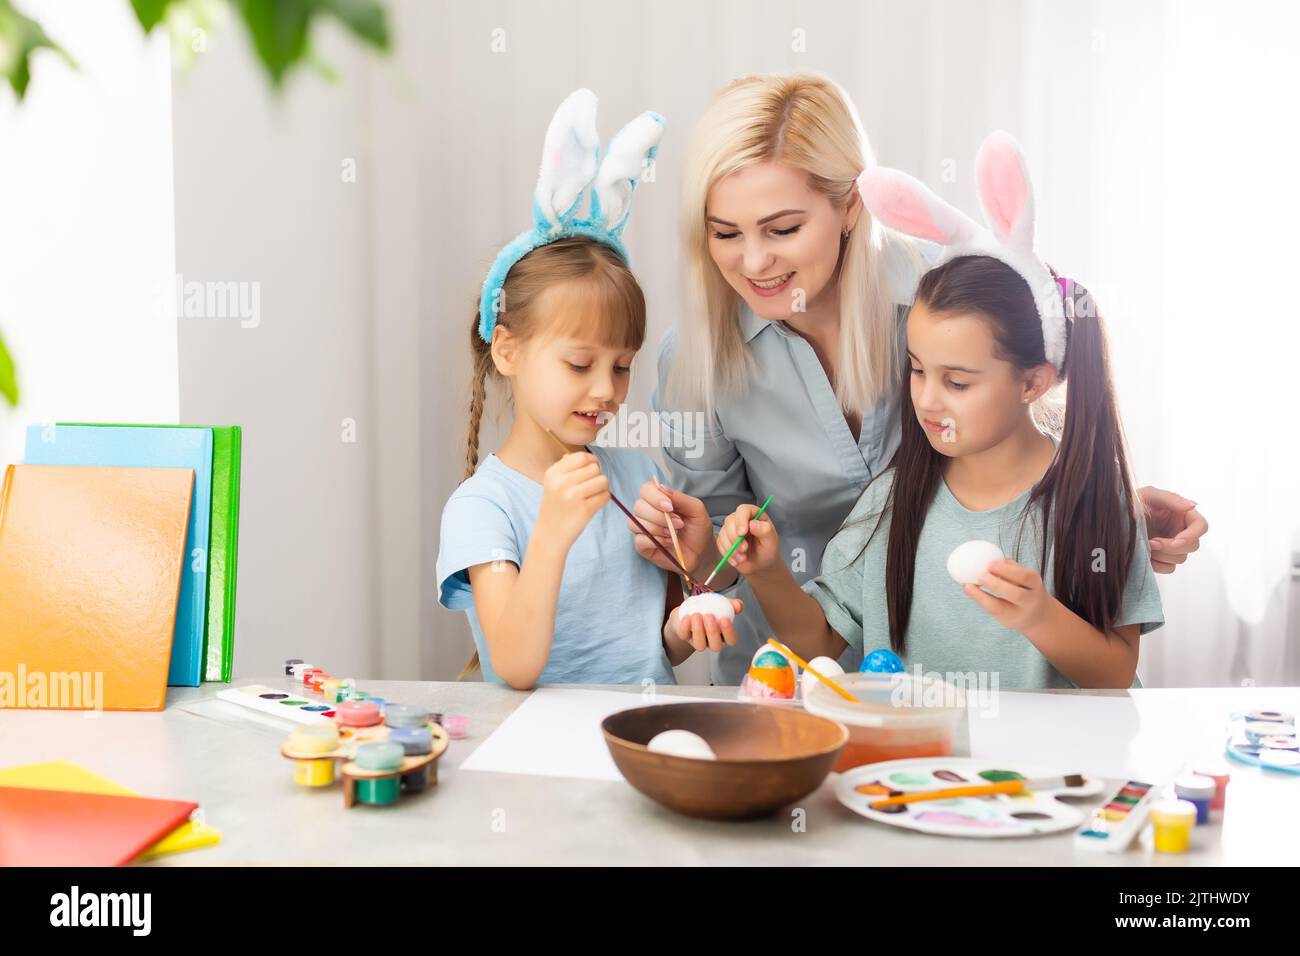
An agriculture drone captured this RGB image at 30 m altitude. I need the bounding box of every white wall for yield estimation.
[0,0,178,464]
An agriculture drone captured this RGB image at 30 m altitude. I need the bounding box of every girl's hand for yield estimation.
[628,480,714,576]
[717,504,781,577]
[1137,486,1208,574]
[669,598,745,653]
[536,452,610,549]
[962,560,1051,633]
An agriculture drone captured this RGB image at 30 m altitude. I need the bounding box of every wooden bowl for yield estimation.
[602,702,848,820]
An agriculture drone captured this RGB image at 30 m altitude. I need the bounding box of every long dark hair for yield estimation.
[869,255,1138,653]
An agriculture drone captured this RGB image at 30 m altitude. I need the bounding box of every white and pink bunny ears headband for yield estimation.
[478,88,665,343]
[858,131,1069,371]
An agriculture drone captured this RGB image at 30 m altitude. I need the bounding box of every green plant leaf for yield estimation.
[0,328,18,407]
[235,0,388,87]
[0,0,78,100]
[130,0,173,31]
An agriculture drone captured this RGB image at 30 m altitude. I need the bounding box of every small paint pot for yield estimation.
[301,667,322,687]
[320,678,343,699]
[1150,799,1197,853]
[307,671,331,692]
[335,700,382,728]
[294,759,336,787]
[1244,721,1295,743]
[1244,710,1294,725]
[346,688,369,702]
[390,727,434,792]
[354,741,405,807]
[385,704,430,729]
[288,722,340,754]
[444,715,468,739]
[285,658,304,676]
[367,697,387,712]
[290,662,314,679]
[1173,774,1215,825]
[1259,735,1298,750]
[1192,763,1231,815]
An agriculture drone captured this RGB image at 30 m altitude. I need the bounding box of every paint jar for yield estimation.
[354,742,405,806]
[1244,709,1294,725]
[321,679,344,701]
[1244,721,1294,744]
[291,662,315,680]
[301,667,322,687]
[335,700,382,728]
[1193,763,1230,814]
[307,672,331,692]
[390,727,435,791]
[288,723,340,787]
[803,672,964,773]
[367,697,387,713]
[285,658,304,676]
[445,715,468,739]
[1150,799,1196,853]
[1173,774,1215,825]
[1259,735,1298,750]
[385,703,430,730]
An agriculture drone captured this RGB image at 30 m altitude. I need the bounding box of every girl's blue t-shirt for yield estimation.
[437,446,675,686]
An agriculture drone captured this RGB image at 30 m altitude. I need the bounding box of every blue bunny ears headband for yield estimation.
[477,88,666,344]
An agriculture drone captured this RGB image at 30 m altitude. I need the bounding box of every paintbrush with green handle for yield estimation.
[703,494,774,588]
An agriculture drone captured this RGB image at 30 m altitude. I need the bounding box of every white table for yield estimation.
[1,681,1296,865]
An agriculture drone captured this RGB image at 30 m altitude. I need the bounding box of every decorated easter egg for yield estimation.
[801,655,844,700]
[679,591,735,623]
[947,539,1005,585]
[740,646,797,700]
[861,648,904,674]
[647,729,717,760]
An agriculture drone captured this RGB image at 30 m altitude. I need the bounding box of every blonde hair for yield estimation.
[458,236,647,677]
[668,71,916,418]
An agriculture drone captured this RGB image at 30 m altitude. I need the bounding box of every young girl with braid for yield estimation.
[436,91,740,688]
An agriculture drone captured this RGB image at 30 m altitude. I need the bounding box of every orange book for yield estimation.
[0,464,193,712]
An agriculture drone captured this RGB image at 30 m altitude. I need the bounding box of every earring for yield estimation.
[841,227,850,240]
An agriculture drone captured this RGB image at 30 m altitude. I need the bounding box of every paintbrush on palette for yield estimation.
[868,773,1089,809]
[543,428,700,587]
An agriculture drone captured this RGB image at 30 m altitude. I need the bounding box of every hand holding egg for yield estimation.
[672,593,744,653]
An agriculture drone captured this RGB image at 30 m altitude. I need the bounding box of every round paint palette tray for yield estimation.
[1223,709,1300,776]
[835,757,1105,838]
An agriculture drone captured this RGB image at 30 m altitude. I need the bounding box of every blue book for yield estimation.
[24,425,213,686]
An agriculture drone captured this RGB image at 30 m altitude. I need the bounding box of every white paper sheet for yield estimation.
[459,687,719,782]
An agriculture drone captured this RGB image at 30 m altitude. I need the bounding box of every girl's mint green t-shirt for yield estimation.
[802,462,1164,689]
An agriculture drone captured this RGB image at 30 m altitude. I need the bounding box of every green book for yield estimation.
[61,423,241,682]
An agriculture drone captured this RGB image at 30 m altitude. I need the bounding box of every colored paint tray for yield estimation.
[217,684,334,724]
[835,757,1105,838]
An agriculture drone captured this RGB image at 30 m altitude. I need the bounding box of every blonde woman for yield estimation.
[631,72,1207,684]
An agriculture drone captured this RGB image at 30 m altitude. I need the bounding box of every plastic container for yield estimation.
[803,672,965,773]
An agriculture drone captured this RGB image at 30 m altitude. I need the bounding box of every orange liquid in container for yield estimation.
[803,672,964,773]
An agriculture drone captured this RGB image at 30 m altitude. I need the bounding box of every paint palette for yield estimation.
[1224,708,1300,775]
[217,684,336,724]
[835,758,1105,838]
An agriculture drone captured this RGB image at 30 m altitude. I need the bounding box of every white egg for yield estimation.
[679,592,735,622]
[947,539,1005,585]
[647,729,717,760]
[800,655,844,700]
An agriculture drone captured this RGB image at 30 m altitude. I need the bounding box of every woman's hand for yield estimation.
[669,597,745,653]
[962,560,1052,633]
[717,504,782,577]
[535,452,610,550]
[1138,486,1208,574]
[628,480,715,577]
